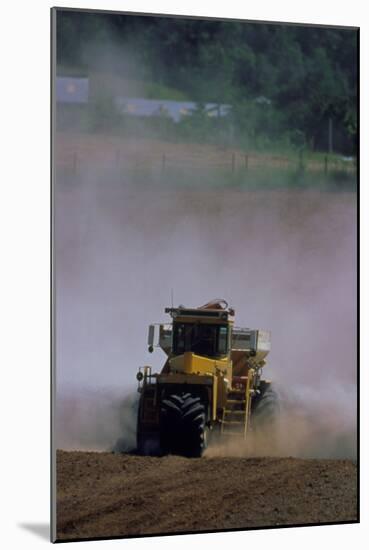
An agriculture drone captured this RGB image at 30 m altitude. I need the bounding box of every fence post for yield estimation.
[232,152,235,172]
[324,155,328,175]
[299,149,305,172]
[162,153,166,172]
[244,154,249,170]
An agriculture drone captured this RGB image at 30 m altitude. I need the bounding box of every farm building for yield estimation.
[55,75,231,131]
[55,76,89,130]
[115,97,230,122]
[56,77,89,103]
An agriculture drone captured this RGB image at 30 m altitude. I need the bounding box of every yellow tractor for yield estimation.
[136,299,279,457]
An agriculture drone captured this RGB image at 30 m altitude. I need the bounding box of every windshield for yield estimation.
[172,323,229,357]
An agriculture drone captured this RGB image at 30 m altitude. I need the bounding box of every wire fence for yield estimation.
[57,148,356,177]
[54,131,356,185]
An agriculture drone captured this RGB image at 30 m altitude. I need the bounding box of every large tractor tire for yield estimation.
[160,392,208,457]
[251,384,282,454]
[252,383,281,430]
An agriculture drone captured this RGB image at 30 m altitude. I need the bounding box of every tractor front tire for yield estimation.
[161,392,208,457]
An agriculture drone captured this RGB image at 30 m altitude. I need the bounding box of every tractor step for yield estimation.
[221,376,254,438]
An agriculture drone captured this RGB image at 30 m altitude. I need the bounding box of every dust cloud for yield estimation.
[205,385,356,460]
[54,13,356,460]
[54,138,356,458]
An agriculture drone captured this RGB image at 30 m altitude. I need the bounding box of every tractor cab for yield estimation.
[167,301,234,360]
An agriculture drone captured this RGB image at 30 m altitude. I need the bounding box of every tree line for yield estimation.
[56,10,358,154]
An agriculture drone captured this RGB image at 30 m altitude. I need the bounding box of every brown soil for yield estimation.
[56,450,357,541]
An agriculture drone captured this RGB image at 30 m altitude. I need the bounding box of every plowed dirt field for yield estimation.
[56,450,357,540]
